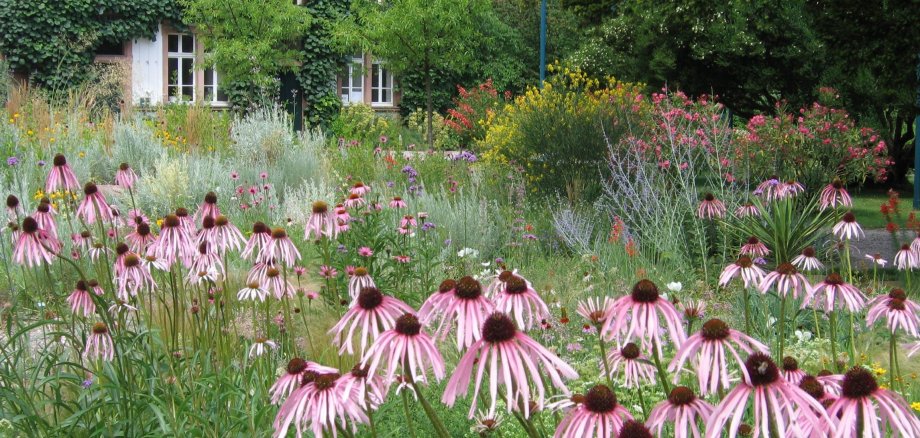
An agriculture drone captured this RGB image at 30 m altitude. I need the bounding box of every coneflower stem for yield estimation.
[400,390,418,438]
[650,340,671,394]
[595,326,613,388]
[889,333,896,389]
[777,295,787,362]
[406,362,449,438]
[829,311,840,372]
[636,384,647,419]
[848,311,857,367]
[742,288,752,335]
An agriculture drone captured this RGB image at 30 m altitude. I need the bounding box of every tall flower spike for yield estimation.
[443,312,578,418]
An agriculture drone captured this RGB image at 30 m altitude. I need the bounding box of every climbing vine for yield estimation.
[297,0,350,129]
[0,0,181,91]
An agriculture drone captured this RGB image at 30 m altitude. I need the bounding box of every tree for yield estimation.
[180,0,311,103]
[572,0,824,117]
[807,0,920,183]
[334,0,491,148]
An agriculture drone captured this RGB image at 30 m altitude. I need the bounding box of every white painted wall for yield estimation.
[131,25,164,105]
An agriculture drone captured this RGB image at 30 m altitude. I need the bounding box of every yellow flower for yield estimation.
[78,152,85,158]
[13,113,19,118]
[911,402,920,412]
[49,138,55,143]
[26,130,34,136]
[33,189,44,200]
[7,119,12,124]
[156,218,164,227]
[874,367,887,376]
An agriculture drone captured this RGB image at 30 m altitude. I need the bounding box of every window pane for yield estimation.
[383,89,391,103]
[204,68,214,86]
[168,58,178,85]
[182,86,193,98]
[372,89,379,103]
[351,69,362,89]
[217,88,228,102]
[182,35,194,53]
[168,85,177,99]
[181,59,194,86]
[382,69,390,88]
[168,35,179,53]
[372,65,379,88]
[204,86,214,102]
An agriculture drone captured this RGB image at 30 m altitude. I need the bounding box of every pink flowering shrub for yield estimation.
[735,89,891,189]
[444,78,509,149]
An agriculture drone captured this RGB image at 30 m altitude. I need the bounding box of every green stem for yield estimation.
[636,384,647,419]
[596,326,613,388]
[777,295,787,362]
[889,333,896,389]
[650,340,671,394]
[743,288,752,335]
[400,389,419,438]
[829,311,839,372]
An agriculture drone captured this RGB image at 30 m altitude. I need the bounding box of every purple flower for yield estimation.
[386,181,395,188]
[522,233,538,241]
[38,160,46,167]
[451,150,478,163]
[753,257,768,265]
[336,244,347,253]
[495,257,504,265]
[7,156,19,166]
[81,378,93,388]
[444,239,452,246]
[421,222,436,231]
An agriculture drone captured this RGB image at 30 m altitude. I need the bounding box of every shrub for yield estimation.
[480,63,644,201]
[444,78,508,149]
[329,103,394,146]
[734,88,891,189]
[403,108,459,150]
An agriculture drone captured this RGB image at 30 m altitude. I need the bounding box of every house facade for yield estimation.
[89,23,399,111]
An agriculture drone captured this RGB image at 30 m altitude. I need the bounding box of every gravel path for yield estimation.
[847,228,907,269]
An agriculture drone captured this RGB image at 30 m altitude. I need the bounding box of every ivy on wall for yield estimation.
[297,0,349,129]
[0,0,181,91]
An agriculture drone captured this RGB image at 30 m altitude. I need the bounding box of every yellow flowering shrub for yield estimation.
[480,62,646,200]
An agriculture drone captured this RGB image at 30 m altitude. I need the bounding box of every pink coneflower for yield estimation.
[864,253,888,267]
[832,211,863,240]
[816,369,844,397]
[67,280,95,317]
[248,259,277,285]
[443,312,578,418]
[428,276,495,350]
[739,236,770,257]
[268,358,337,404]
[396,223,414,236]
[759,262,811,299]
[911,232,920,254]
[705,353,833,438]
[357,246,374,257]
[472,411,504,435]
[718,256,767,288]
[318,264,338,279]
[71,230,92,252]
[272,371,367,438]
[148,214,195,268]
[241,222,271,261]
[87,279,104,296]
[188,242,225,280]
[803,273,866,313]
[127,208,148,225]
[194,192,220,224]
[392,255,410,263]
[344,193,365,209]
[607,342,656,387]
[125,222,156,253]
[248,337,278,358]
[779,180,805,197]
[264,267,294,299]
[618,420,653,438]
[552,384,632,437]
[646,386,713,438]
[115,163,138,189]
[669,319,769,395]
[734,202,761,218]
[304,201,337,241]
[400,214,417,228]
[827,367,920,436]
[755,176,782,201]
[576,296,613,326]
[866,288,920,337]
[5,195,21,220]
[334,205,351,229]
[330,286,414,355]
[780,356,807,385]
[419,279,457,324]
[492,273,550,331]
[238,281,269,302]
[819,179,852,210]
[83,322,114,362]
[350,181,371,196]
[362,313,445,384]
[45,154,80,193]
[339,364,388,410]
[893,244,917,270]
[347,267,375,301]
[33,202,57,240]
[263,228,301,267]
[13,217,60,267]
[697,193,725,219]
[76,183,114,224]
[799,374,835,405]
[116,253,156,300]
[602,280,686,355]
[206,215,245,254]
[791,246,823,271]
[389,196,407,209]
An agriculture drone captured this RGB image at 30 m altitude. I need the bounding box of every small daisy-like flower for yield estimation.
[759,262,811,299]
[832,211,864,240]
[791,246,823,271]
[248,337,278,358]
[357,246,374,257]
[696,193,725,219]
[319,264,338,279]
[864,253,888,267]
[607,342,656,388]
[350,181,371,196]
[718,256,767,288]
[739,236,770,257]
[389,196,407,209]
[238,281,269,302]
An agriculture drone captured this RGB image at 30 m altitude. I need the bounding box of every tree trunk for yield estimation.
[425,51,434,149]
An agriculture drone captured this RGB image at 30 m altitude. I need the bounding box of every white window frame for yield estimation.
[341,55,364,105]
[167,33,196,103]
[203,66,228,106]
[370,61,393,107]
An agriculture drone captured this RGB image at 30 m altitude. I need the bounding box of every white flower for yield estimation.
[457,247,480,258]
[794,330,812,342]
[248,338,278,358]
[666,281,683,292]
